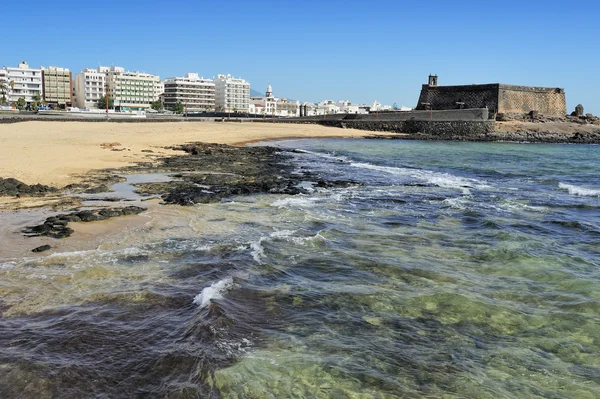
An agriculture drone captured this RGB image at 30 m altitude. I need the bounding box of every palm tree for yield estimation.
[0,81,8,104]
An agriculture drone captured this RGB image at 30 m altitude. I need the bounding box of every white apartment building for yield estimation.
[163,73,215,111]
[214,74,250,113]
[73,68,106,109]
[1,61,43,104]
[105,66,161,110]
[318,100,341,115]
[155,81,164,101]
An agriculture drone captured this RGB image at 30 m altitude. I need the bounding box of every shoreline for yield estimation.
[0,121,395,189]
[1,119,599,255]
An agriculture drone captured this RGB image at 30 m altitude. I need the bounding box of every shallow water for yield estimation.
[1,139,599,398]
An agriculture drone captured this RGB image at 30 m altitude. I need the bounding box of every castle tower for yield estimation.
[266,83,273,98]
[428,74,438,86]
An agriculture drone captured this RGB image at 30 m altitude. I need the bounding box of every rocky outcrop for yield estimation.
[23,206,145,239]
[0,178,56,197]
[127,143,356,206]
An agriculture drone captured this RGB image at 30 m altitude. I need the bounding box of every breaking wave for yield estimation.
[559,182,600,197]
[193,277,234,309]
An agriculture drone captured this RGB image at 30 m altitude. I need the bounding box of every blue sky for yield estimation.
[3,0,599,113]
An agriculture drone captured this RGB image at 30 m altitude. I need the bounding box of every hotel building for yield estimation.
[73,68,106,109]
[105,66,161,110]
[163,73,215,111]
[214,74,250,113]
[42,66,72,108]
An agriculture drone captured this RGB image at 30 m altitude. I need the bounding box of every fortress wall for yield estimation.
[498,85,566,115]
[416,84,500,112]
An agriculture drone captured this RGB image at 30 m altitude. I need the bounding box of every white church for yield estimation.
[249,84,299,117]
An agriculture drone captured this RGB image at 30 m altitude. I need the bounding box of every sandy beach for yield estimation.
[0,121,392,188]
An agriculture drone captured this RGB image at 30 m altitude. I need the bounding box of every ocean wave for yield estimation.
[296,149,489,195]
[559,182,600,197]
[193,276,234,309]
[350,161,487,194]
[250,238,266,263]
[249,230,325,264]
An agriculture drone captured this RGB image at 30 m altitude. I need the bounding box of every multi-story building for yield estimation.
[163,73,215,111]
[214,74,250,113]
[73,68,106,109]
[0,69,8,103]
[105,66,161,110]
[154,81,164,102]
[42,66,72,108]
[1,61,43,105]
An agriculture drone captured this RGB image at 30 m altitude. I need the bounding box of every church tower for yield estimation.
[266,83,273,98]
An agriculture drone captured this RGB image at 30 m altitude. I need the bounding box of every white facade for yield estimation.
[318,100,340,115]
[214,74,250,112]
[105,66,161,110]
[249,84,299,117]
[163,73,215,111]
[1,61,43,104]
[249,83,276,115]
[370,101,393,112]
[74,68,106,109]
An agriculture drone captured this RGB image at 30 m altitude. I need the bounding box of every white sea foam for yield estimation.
[0,262,16,270]
[46,249,97,259]
[559,182,600,197]
[250,239,266,263]
[442,197,471,210]
[270,196,319,208]
[193,276,234,309]
[194,244,213,251]
[297,148,488,195]
[249,229,324,264]
[350,161,487,194]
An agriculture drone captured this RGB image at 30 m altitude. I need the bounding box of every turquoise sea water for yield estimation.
[1,139,599,398]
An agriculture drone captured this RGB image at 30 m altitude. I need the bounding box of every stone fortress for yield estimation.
[416,75,567,116]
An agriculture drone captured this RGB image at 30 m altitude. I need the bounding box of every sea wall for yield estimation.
[286,119,496,136]
[267,119,600,143]
[396,130,600,144]
[290,108,489,122]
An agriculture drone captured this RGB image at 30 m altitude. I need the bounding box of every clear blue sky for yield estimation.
[3,0,599,113]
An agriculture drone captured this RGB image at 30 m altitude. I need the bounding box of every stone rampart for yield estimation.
[416,84,500,112]
[498,85,566,115]
[416,83,566,116]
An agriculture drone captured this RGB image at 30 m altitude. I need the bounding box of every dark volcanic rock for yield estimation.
[32,245,52,253]
[0,178,57,197]
[124,143,327,206]
[23,206,145,239]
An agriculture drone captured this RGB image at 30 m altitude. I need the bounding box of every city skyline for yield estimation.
[2,0,599,114]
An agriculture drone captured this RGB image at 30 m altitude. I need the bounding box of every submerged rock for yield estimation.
[31,245,52,253]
